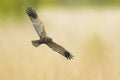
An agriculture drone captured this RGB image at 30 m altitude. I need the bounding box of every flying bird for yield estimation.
[26,7,74,60]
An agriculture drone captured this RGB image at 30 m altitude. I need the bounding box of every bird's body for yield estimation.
[31,37,52,46]
[26,7,74,60]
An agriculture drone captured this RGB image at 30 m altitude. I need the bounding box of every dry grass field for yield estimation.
[0,8,120,80]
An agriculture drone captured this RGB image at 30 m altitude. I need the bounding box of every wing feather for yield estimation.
[46,41,74,59]
[26,7,47,38]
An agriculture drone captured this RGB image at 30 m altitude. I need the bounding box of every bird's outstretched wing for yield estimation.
[46,41,74,59]
[26,7,47,38]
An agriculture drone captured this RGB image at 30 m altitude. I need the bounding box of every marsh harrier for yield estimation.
[26,7,74,60]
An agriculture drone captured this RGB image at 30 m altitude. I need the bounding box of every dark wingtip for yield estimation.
[64,51,74,60]
[26,7,37,18]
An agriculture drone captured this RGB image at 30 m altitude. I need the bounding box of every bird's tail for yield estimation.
[31,40,41,47]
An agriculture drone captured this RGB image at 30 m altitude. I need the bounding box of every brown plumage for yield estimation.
[26,7,74,60]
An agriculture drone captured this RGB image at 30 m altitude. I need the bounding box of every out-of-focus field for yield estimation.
[0,8,120,80]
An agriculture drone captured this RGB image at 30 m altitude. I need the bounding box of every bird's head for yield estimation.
[43,37,52,43]
[46,37,52,42]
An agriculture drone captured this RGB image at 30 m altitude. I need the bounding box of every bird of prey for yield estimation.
[26,7,74,60]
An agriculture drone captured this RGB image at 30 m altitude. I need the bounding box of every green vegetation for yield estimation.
[84,34,105,62]
[0,0,120,19]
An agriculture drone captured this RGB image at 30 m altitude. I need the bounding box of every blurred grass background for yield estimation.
[0,0,120,19]
[0,0,120,80]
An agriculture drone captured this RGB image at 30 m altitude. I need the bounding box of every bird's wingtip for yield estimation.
[26,7,37,18]
[64,51,74,60]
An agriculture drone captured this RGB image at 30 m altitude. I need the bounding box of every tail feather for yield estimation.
[31,40,41,47]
